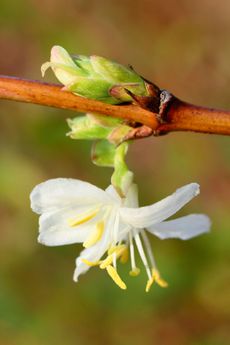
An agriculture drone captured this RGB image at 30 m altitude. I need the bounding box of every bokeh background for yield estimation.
[0,1,230,344]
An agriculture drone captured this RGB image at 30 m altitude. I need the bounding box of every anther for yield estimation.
[83,221,104,248]
[106,265,127,290]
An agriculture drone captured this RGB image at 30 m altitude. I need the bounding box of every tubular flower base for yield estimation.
[30,179,211,292]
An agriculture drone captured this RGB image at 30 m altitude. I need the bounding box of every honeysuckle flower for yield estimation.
[30,179,211,292]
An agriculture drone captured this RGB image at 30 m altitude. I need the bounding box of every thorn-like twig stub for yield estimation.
[124,84,173,127]
[124,81,161,114]
[157,89,173,124]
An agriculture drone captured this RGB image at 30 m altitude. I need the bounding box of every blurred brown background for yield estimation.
[0,1,230,344]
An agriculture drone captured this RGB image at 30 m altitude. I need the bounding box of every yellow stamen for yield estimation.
[114,245,127,258]
[145,277,154,292]
[107,244,126,256]
[100,244,127,269]
[83,221,104,248]
[120,246,129,264]
[152,268,168,288]
[68,207,100,227]
[106,265,127,290]
[129,267,140,277]
[100,255,114,269]
[145,268,168,292]
[107,245,117,256]
[81,258,101,267]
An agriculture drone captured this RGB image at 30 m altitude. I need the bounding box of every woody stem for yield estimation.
[0,75,230,136]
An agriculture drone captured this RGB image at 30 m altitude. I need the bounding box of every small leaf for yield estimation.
[91,56,144,84]
[72,55,94,75]
[109,83,147,102]
[67,78,117,103]
[91,140,116,167]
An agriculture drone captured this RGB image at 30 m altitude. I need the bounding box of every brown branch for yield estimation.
[157,98,230,136]
[0,76,158,128]
[1,75,230,136]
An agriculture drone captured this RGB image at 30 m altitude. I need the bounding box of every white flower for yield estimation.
[30,178,211,292]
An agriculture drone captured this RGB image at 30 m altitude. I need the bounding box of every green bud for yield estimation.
[67,77,116,103]
[67,116,110,140]
[42,45,149,104]
[67,113,123,140]
[67,113,133,145]
[90,55,143,84]
[72,55,94,75]
[86,113,121,128]
[91,140,116,167]
[41,46,85,86]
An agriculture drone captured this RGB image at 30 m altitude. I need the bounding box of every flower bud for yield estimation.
[41,46,84,86]
[67,113,132,145]
[91,140,116,167]
[67,116,111,140]
[42,45,150,104]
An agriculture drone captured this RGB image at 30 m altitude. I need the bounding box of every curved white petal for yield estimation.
[49,46,78,85]
[38,206,99,233]
[73,245,105,281]
[38,222,93,246]
[37,203,105,246]
[124,183,139,208]
[38,210,97,246]
[105,185,121,204]
[147,214,211,240]
[105,183,139,208]
[30,178,113,214]
[119,183,200,228]
[51,46,76,67]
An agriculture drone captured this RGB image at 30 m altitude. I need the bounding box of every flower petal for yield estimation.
[30,178,113,214]
[48,46,80,85]
[37,201,106,246]
[147,214,211,240]
[105,185,121,203]
[38,206,100,233]
[73,245,106,281]
[124,183,139,208]
[105,183,138,207]
[119,183,200,228]
[38,221,93,246]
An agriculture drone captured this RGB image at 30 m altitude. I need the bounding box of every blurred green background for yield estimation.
[0,1,230,344]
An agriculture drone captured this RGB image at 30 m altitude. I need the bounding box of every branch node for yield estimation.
[158,89,173,124]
